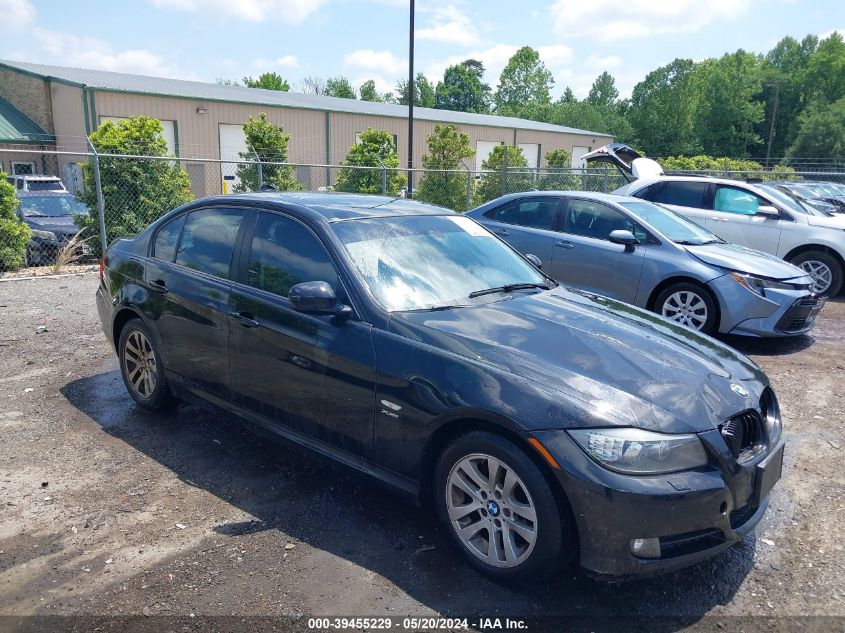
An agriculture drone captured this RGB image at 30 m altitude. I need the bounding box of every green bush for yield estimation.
[235,112,302,192]
[477,145,532,202]
[537,148,580,191]
[416,124,475,211]
[76,116,194,256]
[0,173,31,271]
[659,155,796,180]
[335,128,406,195]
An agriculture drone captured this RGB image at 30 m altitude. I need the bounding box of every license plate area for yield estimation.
[753,443,784,507]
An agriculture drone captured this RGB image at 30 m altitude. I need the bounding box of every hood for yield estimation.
[685,242,810,280]
[24,214,77,235]
[390,287,768,434]
[806,213,845,229]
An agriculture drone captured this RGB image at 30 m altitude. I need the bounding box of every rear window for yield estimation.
[26,180,64,191]
[653,181,708,208]
[175,209,244,278]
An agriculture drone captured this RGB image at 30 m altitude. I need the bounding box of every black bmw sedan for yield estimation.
[96,192,784,581]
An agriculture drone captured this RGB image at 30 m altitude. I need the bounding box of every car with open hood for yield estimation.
[468,191,822,337]
[96,192,785,581]
[585,143,845,296]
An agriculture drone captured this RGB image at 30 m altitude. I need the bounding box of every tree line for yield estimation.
[227,31,845,161]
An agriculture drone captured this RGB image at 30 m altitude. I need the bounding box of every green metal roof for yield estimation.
[0,96,54,144]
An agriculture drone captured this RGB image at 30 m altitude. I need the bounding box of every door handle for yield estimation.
[710,216,728,222]
[149,279,169,294]
[230,311,260,328]
[493,228,509,236]
[554,240,575,249]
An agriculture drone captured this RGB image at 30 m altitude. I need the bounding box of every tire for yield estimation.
[434,431,572,582]
[117,318,175,410]
[653,282,718,335]
[788,250,843,297]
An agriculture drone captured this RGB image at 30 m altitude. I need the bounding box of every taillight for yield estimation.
[99,255,105,283]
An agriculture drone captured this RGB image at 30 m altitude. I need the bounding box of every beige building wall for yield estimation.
[50,83,88,176]
[0,67,53,135]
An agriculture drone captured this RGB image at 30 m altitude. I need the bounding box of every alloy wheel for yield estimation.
[661,291,708,330]
[123,329,157,399]
[445,453,537,568]
[799,260,833,294]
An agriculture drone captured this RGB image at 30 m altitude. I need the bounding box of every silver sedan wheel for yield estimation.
[123,330,157,399]
[799,260,833,294]
[445,453,537,568]
[661,290,708,330]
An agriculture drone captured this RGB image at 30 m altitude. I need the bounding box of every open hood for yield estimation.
[582,143,664,182]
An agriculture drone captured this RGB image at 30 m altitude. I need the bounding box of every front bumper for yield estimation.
[533,430,784,579]
[708,275,823,337]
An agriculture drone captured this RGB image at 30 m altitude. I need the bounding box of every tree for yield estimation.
[586,72,619,109]
[0,172,30,271]
[477,145,531,202]
[325,76,356,99]
[395,73,435,107]
[359,80,384,102]
[298,76,326,95]
[235,113,302,192]
[416,124,475,211]
[76,116,193,256]
[787,97,845,159]
[538,148,579,191]
[242,72,290,91]
[216,78,241,86]
[559,87,577,104]
[805,32,845,105]
[494,46,554,116]
[434,59,491,113]
[335,128,406,195]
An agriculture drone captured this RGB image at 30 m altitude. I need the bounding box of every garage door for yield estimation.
[219,124,248,192]
[517,143,539,170]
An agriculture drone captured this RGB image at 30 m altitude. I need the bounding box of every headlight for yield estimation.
[31,229,58,242]
[729,272,802,295]
[760,387,782,445]
[568,428,708,475]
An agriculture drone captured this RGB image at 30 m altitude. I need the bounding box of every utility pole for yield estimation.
[765,81,780,169]
[407,0,415,196]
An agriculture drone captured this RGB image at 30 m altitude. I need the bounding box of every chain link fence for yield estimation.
[2,146,845,273]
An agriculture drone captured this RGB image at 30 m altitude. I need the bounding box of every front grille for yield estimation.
[730,505,756,529]
[720,410,763,460]
[659,529,725,558]
[776,296,823,333]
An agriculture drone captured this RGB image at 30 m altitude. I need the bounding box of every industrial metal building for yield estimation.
[0,59,612,195]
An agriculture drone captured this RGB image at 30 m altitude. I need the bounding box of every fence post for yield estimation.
[465,169,473,211]
[86,138,108,255]
[250,146,264,190]
[501,146,508,196]
[377,158,387,195]
[603,166,609,193]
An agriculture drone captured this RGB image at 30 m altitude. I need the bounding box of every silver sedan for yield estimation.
[467,192,824,337]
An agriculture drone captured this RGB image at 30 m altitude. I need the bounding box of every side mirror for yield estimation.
[525,253,543,270]
[609,229,638,251]
[757,204,780,218]
[289,281,351,317]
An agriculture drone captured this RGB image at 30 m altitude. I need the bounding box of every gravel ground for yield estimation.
[0,274,843,630]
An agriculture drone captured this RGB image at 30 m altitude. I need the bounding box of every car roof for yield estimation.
[472,190,645,210]
[199,191,454,222]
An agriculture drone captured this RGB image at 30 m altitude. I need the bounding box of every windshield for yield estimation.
[619,200,722,245]
[756,184,822,216]
[26,180,65,192]
[18,195,88,217]
[331,214,548,311]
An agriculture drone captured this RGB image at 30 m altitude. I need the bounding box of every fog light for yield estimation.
[630,537,661,559]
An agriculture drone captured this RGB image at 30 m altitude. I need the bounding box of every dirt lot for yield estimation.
[0,273,843,630]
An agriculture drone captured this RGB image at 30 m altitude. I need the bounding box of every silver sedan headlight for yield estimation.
[729,272,806,295]
[568,428,708,475]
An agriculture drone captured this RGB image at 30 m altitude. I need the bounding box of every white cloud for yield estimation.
[585,54,622,70]
[416,4,480,46]
[344,49,408,76]
[550,0,752,40]
[27,28,199,79]
[820,28,845,40]
[252,55,300,69]
[352,75,394,95]
[0,0,35,31]
[148,0,327,24]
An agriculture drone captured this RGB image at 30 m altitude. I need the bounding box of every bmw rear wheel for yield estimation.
[118,318,174,410]
[655,282,718,334]
[434,432,571,581]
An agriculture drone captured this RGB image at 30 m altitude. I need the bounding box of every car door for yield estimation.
[704,184,783,254]
[550,198,646,303]
[144,206,246,398]
[478,196,562,269]
[645,180,713,226]
[227,209,377,458]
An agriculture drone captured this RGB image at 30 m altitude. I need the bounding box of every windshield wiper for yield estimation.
[24,213,47,217]
[468,282,551,299]
[399,304,465,313]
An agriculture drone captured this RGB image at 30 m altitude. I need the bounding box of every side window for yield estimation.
[564,199,645,242]
[175,208,244,278]
[633,183,661,202]
[714,186,763,216]
[484,198,559,230]
[654,181,708,208]
[153,215,186,262]
[246,212,340,298]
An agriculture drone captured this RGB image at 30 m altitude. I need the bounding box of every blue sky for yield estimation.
[2,0,843,100]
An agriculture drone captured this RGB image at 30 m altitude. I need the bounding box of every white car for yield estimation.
[6,175,67,193]
[585,144,845,296]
